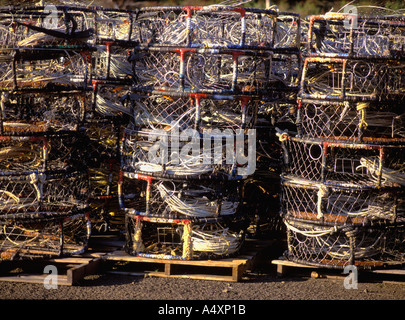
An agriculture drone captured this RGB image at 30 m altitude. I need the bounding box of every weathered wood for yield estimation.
[104,250,251,282]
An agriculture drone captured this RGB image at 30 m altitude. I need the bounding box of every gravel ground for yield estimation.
[0,237,404,317]
[0,271,404,301]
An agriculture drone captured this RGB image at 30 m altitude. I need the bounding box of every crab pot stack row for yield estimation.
[278,13,405,269]
[119,6,300,259]
[0,6,97,259]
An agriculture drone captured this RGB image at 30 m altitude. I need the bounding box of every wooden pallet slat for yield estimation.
[0,255,104,286]
[103,250,251,282]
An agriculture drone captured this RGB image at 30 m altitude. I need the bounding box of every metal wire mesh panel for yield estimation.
[299,56,405,102]
[0,47,91,90]
[132,6,279,48]
[297,100,405,141]
[0,90,87,131]
[91,81,131,117]
[93,45,133,81]
[126,90,258,132]
[0,169,89,217]
[0,6,93,46]
[281,175,405,225]
[0,131,88,173]
[0,212,90,260]
[306,13,405,58]
[284,217,405,269]
[281,136,405,187]
[121,127,255,179]
[125,214,245,260]
[120,173,241,219]
[131,47,275,93]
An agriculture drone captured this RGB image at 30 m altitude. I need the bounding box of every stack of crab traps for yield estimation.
[119,5,300,260]
[0,6,93,260]
[278,11,405,269]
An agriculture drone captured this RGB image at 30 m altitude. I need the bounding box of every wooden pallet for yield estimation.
[0,253,104,286]
[272,257,405,283]
[103,239,271,282]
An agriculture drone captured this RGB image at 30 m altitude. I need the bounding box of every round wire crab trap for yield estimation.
[119,172,242,219]
[306,13,405,59]
[279,135,405,187]
[299,56,405,102]
[130,6,294,49]
[297,99,405,141]
[0,89,88,132]
[0,5,94,46]
[120,127,255,180]
[124,214,246,260]
[0,131,89,174]
[0,211,91,261]
[124,89,258,132]
[0,169,89,218]
[283,216,405,269]
[0,47,92,90]
[281,175,405,226]
[130,46,286,94]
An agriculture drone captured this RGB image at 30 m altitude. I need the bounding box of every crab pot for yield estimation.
[131,46,277,93]
[0,89,88,132]
[306,13,405,58]
[0,169,89,217]
[119,172,242,220]
[125,89,259,132]
[0,211,91,261]
[280,136,405,187]
[299,56,405,102]
[284,216,405,269]
[125,214,245,260]
[120,127,255,180]
[0,47,92,90]
[0,131,89,173]
[0,6,92,46]
[281,175,405,226]
[130,6,280,48]
[297,99,405,141]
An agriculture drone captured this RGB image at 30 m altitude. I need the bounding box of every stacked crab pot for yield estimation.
[0,6,93,260]
[119,6,300,259]
[279,12,405,269]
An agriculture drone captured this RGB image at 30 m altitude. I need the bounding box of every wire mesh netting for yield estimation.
[130,47,296,94]
[0,90,88,132]
[120,173,242,219]
[280,135,405,187]
[284,217,405,269]
[306,13,405,58]
[125,89,259,132]
[297,100,405,141]
[0,169,89,217]
[300,56,405,102]
[0,212,91,261]
[281,175,405,225]
[0,47,92,90]
[125,214,246,259]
